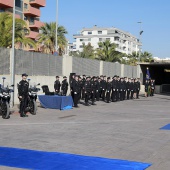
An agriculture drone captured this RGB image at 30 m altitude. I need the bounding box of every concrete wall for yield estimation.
[0,48,140,104]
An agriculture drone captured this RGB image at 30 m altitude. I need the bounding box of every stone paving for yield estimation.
[0,94,170,170]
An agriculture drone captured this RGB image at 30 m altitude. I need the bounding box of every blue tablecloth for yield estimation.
[38,95,73,110]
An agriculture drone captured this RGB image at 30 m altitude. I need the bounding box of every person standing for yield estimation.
[130,78,134,99]
[18,73,29,117]
[119,78,124,101]
[54,76,61,95]
[126,78,131,100]
[150,79,155,96]
[61,76,68,96]
[111,76,117,102]
[91,77,97,105]
[84,77,91,106]
[96,77,100,101]
[101,76,106,101]
[72,75,80,108]
[145,80,149,97]
[106,77,112,103]
[82,75,86,99]
[136,78,141,99]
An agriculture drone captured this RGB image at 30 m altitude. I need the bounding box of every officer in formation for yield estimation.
[71,75,145,108]
[54,76,68,96]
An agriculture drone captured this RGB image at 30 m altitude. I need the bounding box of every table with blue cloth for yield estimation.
[38,95,73,110]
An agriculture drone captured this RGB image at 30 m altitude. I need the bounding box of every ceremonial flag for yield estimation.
[146,68,150,80]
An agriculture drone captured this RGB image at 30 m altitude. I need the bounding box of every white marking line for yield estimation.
[0,118,169,126]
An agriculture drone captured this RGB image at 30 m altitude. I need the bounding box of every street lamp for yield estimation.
[137,22,143,62]
[55,0,58,52]
[11,0,16,107]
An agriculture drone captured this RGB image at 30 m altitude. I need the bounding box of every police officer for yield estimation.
[126,78,131,100]
[82,75,86,99]
[119,78,124,101]
[70,74,75,100]
[101,76,107,101]
[106,77,112,103]
[111,75,117,102]
[91,77,98,105]
[18,73,29,117]
[54,76,61,95]
[130,78,134,99]
[136,78,141,99]
[72,75,80,107]
[84,77,91,106]
[61,76,68,96]
[95,77,100,101]
[116,76,120,101]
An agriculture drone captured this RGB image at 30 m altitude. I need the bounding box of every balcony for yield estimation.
[29,0,46,7]
[29,20,44,28]
[24,6,40,17]
[0,0,13,8]
[25,31,39,39]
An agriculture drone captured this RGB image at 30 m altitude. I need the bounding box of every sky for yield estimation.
[41,0,170,58]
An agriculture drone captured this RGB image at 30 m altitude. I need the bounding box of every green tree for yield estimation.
[140,51,153,62]
[96,40,121,62]
[37,22,68,56]
[0,12,36,48]
[69,43,95,59]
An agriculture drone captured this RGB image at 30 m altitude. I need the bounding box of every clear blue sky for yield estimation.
[41,0,170,58]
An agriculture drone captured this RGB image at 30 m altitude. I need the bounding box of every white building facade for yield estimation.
[73,26,141,55]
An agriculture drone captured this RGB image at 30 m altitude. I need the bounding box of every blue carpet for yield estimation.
[0,147,151,170]
[160,124,170,130]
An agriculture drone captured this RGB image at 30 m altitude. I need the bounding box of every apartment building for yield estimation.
[73,26,141,55]
[0,0,46,51]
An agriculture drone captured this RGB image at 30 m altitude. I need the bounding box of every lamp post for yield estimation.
[137,22,143,62]
[11,0,16,107]
[55,0,58,52]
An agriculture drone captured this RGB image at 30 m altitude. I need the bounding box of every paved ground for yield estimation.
[0,94,170,170]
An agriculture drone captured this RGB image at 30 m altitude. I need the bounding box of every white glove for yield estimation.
[74,92,77,94]
[113,89,115,91]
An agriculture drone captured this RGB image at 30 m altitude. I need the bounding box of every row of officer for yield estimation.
[70,74,141,107]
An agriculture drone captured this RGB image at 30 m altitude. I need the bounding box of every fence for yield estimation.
[0,47,10,75]
[0,47,138,78]
[15,50,63,76]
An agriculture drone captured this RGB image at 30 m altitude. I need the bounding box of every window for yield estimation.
[106,38,110,41]
[80,39,84,42]
[98,31,102,34]
[0,8,5,12]
[88,31,92,35]
[24,16,27,21]
[79,45,83,48]
[15,0,22,8]
[24,3,28,9]
[99,38,102,41]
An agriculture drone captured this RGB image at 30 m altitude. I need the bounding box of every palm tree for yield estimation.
[0,12,36,48]
[37,22,68,55]
[96,40,121,62]
[140,51,153,62]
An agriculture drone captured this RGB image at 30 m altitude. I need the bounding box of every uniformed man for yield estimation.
[111,75,117,102]
[116,76,120,101]
[95,77,100,101]
[84,77,91,106]
[91,77,97,105]
[136,78,141,99]
[130,78,134,99]
[54,76,61,95]
[123,77,127,100]
[18,73,29,117]
[72,75,80,108]
[70,74,75,99]
[106,77,112,103]
[126,78,131,100]
[150,79,155,97]
[81,75,86,99]
[78,76,83,102]
[99,75,103,99]
[101,75,107,101]
[61,76,68,96]
[119,78,124,101]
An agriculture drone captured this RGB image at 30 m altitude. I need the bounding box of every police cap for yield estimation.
[22,73,28,77]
